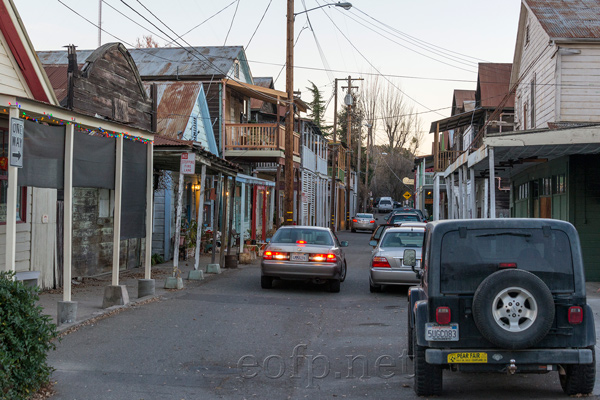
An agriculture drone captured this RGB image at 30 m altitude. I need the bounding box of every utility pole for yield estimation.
[98,0,102,47]
[330,78,338,231]
[341,76,362,229]
[284,0,295,225]
[357,126,362,213]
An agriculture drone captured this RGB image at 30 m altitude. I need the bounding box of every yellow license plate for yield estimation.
[447,352,488,363]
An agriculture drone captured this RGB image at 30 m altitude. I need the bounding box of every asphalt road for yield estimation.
[48,225,600,399]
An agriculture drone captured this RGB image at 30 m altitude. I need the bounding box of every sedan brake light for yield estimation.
[568,306,583,324]
[372,256,390,268]
[309,253,337,262]
[499,262,517,269]
[370,220,375,223]
[263,251,289,261]
[436,307,451,325]
[352,219,358,223]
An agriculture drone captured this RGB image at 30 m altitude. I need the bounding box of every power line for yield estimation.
[245,0,272,51]
[223,0,240,46]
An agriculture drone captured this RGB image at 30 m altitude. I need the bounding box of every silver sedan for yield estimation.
[369,226,424,292]
[261,226,348,293]
[351,213,376,232]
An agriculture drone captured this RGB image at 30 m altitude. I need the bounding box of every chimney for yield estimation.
[66,44,78,110]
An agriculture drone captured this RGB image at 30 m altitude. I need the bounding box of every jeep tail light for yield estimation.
[352,219,358,223]
[263,251,289,261]
[568,306,583,324]
[499,262,517,269]
[372,256,391,268]
[436,307,451,325]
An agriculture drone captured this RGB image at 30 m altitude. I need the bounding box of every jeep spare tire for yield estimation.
[472,269,554,350]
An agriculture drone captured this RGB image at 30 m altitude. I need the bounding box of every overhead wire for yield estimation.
[245,0,272,51]
[223,0,241,46]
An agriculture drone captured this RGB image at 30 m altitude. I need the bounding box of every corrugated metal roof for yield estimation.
[477,63,515,108]
[144,81,200,139]
[251,77,274,110]
[38,46,244,79]
[526,0,600,39]
[452,89,476,115]
[42,65,69,103]
[154,135,193,146]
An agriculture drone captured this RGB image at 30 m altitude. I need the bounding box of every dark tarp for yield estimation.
[73,133,115,189]
[18,120,65,188]
[121,140,147,239]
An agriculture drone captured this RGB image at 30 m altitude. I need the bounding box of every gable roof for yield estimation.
[525,0,600,39]
[251,77,275,110]
[451,89,476,115]
[0,0,57,104]
[477,63,514,109]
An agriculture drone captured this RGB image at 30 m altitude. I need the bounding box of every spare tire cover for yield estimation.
[472,269,554,350]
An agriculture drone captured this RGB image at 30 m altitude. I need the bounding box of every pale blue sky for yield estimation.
[14,0,522,154]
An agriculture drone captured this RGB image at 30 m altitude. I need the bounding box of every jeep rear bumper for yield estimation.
[426,348,593,365]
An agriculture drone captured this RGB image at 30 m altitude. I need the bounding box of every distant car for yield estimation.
[393,207,428,222]
[369,225,425,292]
[387,212,422,225]
[260,226,348,293]
[377,197,394,213]
[351,213,376,232]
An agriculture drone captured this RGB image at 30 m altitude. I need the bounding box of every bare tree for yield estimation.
[379,81,423,155]
[135,35,160,48]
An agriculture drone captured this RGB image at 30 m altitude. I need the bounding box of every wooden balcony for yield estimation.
[223,123,300,159]
[435,150,460,172]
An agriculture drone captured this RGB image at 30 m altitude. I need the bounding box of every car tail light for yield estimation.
[372,256,391,268]
[263,251,289,261]
[436,307,451,325]
[370,220,375,223]
[568,306,583,324]
[352,219,358,223]
[310,253,336,262]
[296,240,306,244]
[499,262,517,268]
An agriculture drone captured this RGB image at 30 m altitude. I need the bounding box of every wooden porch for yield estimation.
[223,123,300,158]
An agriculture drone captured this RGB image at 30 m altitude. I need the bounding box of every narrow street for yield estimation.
[48,228,597,399]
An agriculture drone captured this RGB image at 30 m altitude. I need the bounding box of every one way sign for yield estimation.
[9,118,24,168]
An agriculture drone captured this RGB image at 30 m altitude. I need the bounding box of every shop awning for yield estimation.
[236,173,275,187]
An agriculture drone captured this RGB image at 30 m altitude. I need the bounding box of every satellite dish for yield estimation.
[344,93,353,106]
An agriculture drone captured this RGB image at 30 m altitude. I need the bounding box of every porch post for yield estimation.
[211,173,222,265]
[433,173,440,221]
[462,165,468,219]
[239,182,246,254]
[219,176,229,267]
[193,164,207,271]
[269,184,275,231]
[173,170,185,272]
[489,146,496,218]
[57,122,77,324]
[262,188,267,240]
[457,168,464,219]
[144,142,153,279]
[484,178,489,219]
[102,135,129,308]
[446,173,452,220]
[226,177,236,257]
[5,107,19,274]
[470,167,476,218]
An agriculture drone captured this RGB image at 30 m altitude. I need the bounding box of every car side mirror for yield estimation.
[340,241,349,247]
[369,240,377,247]
[403,249,417,268]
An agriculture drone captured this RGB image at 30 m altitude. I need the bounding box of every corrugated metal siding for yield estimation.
[527,0,600,39]
[145,81,199,139]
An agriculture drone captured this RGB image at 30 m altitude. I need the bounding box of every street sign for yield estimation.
[9,118,24,168]
[403,191,411,200]
[180,152,195,175]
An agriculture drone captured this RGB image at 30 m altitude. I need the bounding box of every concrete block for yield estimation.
[138,279,155,298]
[187,270,204,280]
[164,277,184,289]
[206,264,221,274]
[57,301,77,326]
[102,285,130,309]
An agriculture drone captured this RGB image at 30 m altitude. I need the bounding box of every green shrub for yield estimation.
[0,272,58,399]
[151,253,164,266]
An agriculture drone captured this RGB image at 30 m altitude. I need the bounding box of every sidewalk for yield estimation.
[37,252,251,333]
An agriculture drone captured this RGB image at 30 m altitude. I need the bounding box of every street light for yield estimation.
[284,1,352,225]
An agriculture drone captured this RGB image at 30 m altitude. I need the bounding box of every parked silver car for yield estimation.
[369,225,425,292]
[261,226,348,292]
[351,213,376,232]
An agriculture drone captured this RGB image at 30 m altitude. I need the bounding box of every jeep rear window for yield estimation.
[440,228,574,294]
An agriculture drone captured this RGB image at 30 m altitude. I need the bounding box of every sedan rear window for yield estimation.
[390,214,420,224]
[271,228,333,246]
[379,200,391,205]
[356,213,372,219]
[380,231,424,248]
[440,228,574,293]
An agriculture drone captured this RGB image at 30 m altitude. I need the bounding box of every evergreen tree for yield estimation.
[306,81,331,136]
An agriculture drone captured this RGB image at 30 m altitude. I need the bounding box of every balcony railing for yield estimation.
[328,166,345,181]
[224,123,299,156]
[436,150,460,172]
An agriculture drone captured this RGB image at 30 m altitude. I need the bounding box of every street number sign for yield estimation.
[403,191,411,200]
[180,152,195,175]
[9,118,24,168]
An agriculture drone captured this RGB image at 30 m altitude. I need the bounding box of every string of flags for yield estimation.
[3,102,153,145]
